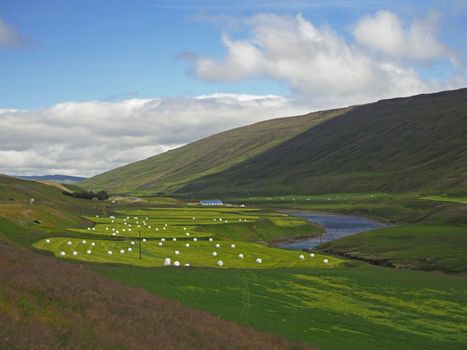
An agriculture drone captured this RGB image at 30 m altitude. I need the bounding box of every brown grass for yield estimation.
[0,242,312,350]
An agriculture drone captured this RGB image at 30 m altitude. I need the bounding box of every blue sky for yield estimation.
[1,0,465,109]
[0,0,466,176]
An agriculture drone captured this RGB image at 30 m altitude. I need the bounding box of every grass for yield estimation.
[1,242,303,350]
[228,192,467,224]
[96,263,467,350]
[33,236,340,268]
[320,224,467,273]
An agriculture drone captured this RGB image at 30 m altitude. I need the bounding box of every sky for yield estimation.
[1,0,466,176]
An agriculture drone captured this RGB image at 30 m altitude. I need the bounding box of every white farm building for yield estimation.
[199,199,223,206]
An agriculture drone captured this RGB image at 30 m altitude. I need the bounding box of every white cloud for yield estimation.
[190,12,460,107]
[0,94,309,177]
[352,10,452,61]
[0,17,24,48]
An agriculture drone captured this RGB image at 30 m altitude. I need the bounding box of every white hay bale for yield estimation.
[164,258,171,266]
[255,258,262,264]
[238,253,244,259]
[131,241,135,245]
[193,237,197,242]
[217,260,224,266]
[112,233,116,236]
[92,227,96,231]
[46,239,51,243]
[192,217,195,220]
[87,227,91,231]
[209,238,213,242]
[66,241,72,246]
[106,227,109,231]
[59,251,65,256]
[323,259,329,264]
[107,250,113,255]
[172,238,177,241]
[148,226,151,229]
[82,240,87,244]
[96,215,99,218]
[91,242,96,246]
[120,249,125,254]
[86,250,91,255]
[299,254,305,260]
[128,247,133,252]
[215,243,220,248]
[158,242,163,246]
[142,238,147,242]
[212,251,217,257]
[185,232,190,236]
[72,251,78,256]
[161,238,165,242]
[231,244,236,248]
[184,227,187,230]
[156,228,159,231]
[185,243,190,248]
[174,261,180,267]
[175,250,180,255]
[310,253,315,257]
[184,263,190,267]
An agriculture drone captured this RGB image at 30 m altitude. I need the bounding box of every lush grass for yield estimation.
[228,192,467,224]
[320,224,467,273]
[96,264,467,350]
[33,236,340,268]
[70,206,320,242]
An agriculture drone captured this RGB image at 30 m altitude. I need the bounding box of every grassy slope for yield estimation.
[320,224,467,273]
[0,242,306,350]
[98,264,467,350]
[180,88,467,196]
[228,193,467,224]
[0,175,101,243]
[81,108,348,194]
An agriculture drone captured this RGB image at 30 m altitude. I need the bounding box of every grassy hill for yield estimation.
[180,88,467,196]
[81,108,349,194]
[82,88,467,197]
[0,242,307,350]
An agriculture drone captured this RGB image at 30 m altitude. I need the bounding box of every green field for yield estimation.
[34,237,340,268]
[230,192,467,224]
[33,207,335,268]
[97,264,467,350]
[320,224,467,273]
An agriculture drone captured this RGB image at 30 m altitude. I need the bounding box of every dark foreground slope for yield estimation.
[0,242,308,350]
[81,108,348,194]
[181,88,467,196]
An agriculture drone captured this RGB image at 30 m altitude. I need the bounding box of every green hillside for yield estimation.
[180,88,467,196]
[82,88,467,196]
[81,108,349,194]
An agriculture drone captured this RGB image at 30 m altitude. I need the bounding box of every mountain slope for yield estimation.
[180,88,467,195]
[81,108,349,194]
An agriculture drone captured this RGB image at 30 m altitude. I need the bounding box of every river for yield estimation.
[278,212,386,250]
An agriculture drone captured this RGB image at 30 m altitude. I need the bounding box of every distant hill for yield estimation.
[83,88,467,196]
[17,174,86,184]
[81,108,349,194]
